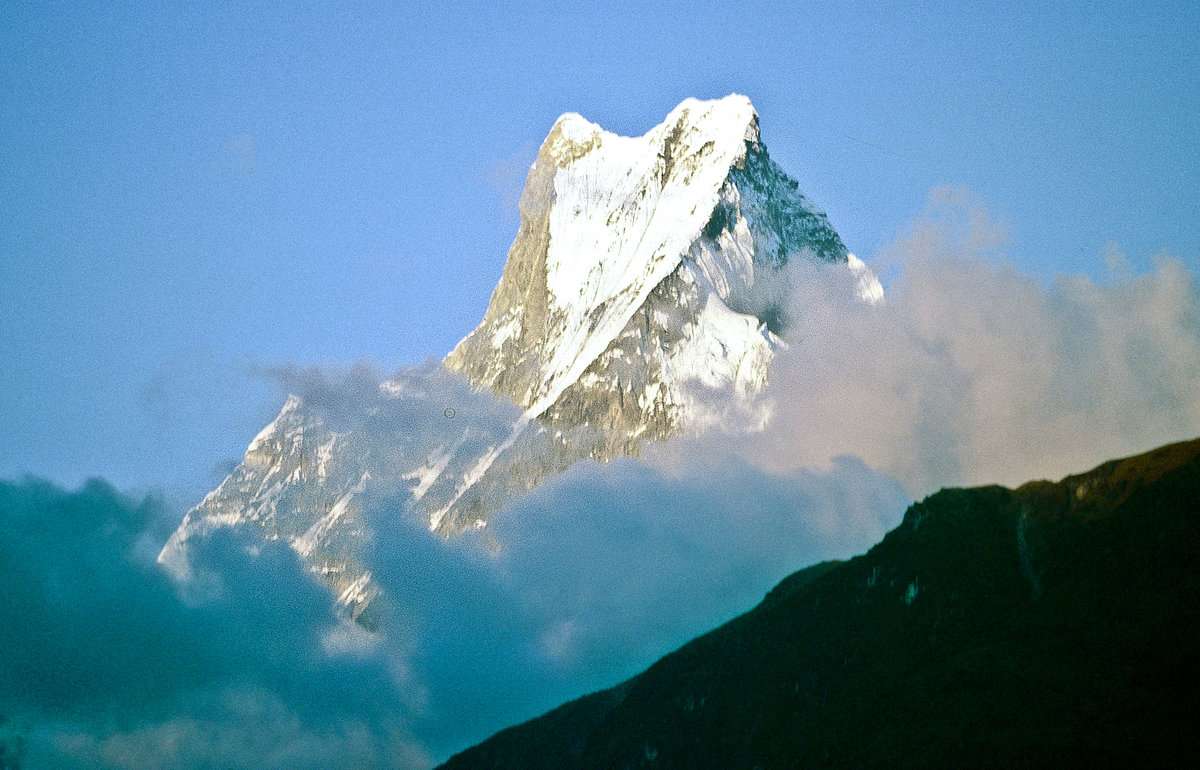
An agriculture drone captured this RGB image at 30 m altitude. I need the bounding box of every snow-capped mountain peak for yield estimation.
[160,95,875,613]
[450,95,769,420]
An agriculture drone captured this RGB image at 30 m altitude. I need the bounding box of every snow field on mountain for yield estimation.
[532,95,759,417]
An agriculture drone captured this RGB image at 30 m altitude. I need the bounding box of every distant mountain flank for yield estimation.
[440,437,1200,768]
[159,96,877,615]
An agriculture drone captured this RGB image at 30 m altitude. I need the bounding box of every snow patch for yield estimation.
[403,445,454,502]
[293,471,370,558]
[490,314,523,349]
[428,415,532,530]
[848,253,885,304]
[337,571,375,607]
[316,435,337,481]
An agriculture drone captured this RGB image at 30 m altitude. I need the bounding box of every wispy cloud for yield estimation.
[480,141,538,218]
[712,187,1200,497]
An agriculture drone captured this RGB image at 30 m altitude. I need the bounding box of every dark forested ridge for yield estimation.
[441,438,1200,768]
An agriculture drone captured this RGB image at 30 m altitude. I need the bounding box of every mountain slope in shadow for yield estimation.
[441,438,1200,768]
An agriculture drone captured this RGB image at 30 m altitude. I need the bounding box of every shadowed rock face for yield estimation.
[440,437,1200,769]
[443,120,562,411]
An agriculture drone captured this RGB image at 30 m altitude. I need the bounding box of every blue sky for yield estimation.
[2,0,1198,498]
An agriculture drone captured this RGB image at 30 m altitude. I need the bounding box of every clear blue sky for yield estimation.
[3,0,1198,499]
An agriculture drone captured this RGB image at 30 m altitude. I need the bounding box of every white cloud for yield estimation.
[713,188,1200,497]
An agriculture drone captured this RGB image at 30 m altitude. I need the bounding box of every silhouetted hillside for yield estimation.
[442,438,1200,768]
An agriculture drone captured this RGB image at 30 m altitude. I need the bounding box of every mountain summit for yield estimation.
[434,94,872,529]
[159,95,878,613]
[448,95,845,428]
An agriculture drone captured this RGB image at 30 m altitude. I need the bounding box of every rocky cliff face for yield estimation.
[159,95,874,612]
